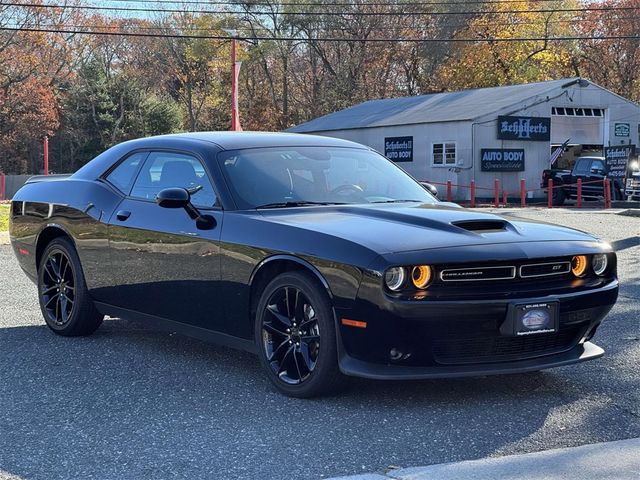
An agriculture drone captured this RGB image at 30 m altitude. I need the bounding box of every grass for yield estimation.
[0,203,9,232]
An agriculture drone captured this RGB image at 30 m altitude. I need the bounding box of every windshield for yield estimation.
[217,146,437,209]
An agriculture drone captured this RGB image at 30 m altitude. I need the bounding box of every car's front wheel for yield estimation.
[255,271,344,398]
[38,237,104,336]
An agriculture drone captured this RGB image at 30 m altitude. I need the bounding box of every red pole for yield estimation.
[520,179,526,208]
[470,180,476,208]
[547,178,553,208]
[577,178,582,208]
[494,178,500,208]
[502,190,507,207]
[43,136,49,175]
[604,179,611,209]
[0,172,5,200]
[446,180,452,202]
[230,38,241,132]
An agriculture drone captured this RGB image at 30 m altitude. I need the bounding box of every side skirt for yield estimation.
[94,302,258,354]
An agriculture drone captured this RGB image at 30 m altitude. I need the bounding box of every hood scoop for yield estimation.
[452,219,508,233]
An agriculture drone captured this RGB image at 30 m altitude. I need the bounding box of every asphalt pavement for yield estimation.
[0,208,638,480]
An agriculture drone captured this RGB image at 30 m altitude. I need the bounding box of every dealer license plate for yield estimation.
[512,302,559,336]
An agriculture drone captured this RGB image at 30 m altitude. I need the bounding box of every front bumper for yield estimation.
[336,280,618,379]
[340,342,604,380]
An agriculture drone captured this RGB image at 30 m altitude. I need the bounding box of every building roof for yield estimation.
[289,78,586,133]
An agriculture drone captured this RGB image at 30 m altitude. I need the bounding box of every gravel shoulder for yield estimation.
[0,208,638,480]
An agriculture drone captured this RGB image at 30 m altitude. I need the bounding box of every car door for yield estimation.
[104,150,225,332]
[585,158,607,197]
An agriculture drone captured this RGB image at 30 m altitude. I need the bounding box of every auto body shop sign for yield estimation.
[384,136,413,162]
[604,145,635,178]
[481,149,525,172]
[498,116,551,141]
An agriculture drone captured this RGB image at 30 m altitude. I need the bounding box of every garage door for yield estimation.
[551,107,604,145]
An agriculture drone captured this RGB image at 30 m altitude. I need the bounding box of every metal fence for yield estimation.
[0,174,34,200]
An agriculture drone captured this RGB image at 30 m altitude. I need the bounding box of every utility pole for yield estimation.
[43,136,49,175]
[225,31,242,132]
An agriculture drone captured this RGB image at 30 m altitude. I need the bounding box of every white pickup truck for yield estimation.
[625,160,640,201]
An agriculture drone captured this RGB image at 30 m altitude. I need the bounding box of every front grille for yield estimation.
[440,265,516,282]
[432,324,585,365]
[520,261,571,278]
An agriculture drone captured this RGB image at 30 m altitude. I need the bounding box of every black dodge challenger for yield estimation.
[9,132,618,397]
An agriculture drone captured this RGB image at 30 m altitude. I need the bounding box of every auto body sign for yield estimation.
[604,145,635,178]
[481,149,525,172]
[384,136,413,162]
[498,116,551,141]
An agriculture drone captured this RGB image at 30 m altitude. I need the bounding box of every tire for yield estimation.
[38,236,104,336]
[552,187,566,206]
[254,271,345,398]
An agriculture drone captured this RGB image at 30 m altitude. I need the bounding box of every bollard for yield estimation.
[520,179,526,208]
[604,178,611,209]
[446,180,452,202]
[494,178,500,208]
[0,172,5,201]
[470,180,476,208]
[502,190,507,207]
[577,178,582,208]
[547,179,553,208]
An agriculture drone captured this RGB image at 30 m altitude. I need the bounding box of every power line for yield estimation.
[2,2,640,17]
[100,0,582,6]
[3,25,639,42]
[12,13,640,33]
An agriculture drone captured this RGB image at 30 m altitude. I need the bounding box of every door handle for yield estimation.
[116,210,131,221]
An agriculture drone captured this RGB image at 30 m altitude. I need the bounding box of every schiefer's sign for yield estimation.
[481,149,525,172]
[604,145,635,178]
[384,136,413,162]
[498,116,551,141]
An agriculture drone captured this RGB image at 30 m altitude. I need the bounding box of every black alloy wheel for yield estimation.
[38,237,104,336]
[41,248,75,326]
[255,271,344,397]
[262,286,320,384]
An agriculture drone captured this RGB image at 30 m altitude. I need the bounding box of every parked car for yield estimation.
[624,160,640,201]
[542,156,624,206]
[9,132,618,397]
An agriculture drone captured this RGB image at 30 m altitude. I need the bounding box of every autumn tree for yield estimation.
[435,1,579,90]
[576,0,640,102]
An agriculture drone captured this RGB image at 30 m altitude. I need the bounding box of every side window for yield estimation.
[130,152,217,208]
[105,152,147,194]
[591,160,606,172]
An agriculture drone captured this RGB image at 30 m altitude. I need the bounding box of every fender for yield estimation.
[250,254,334,299]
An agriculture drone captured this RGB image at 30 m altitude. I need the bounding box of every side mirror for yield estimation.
[156,187,216,230]
[156,187,190,209]
[420,181,439,198]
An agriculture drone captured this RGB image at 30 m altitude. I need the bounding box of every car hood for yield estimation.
[256,203,600,254]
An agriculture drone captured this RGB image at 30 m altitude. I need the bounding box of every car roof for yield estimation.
[72,131,369,180]
[146,131,366,150]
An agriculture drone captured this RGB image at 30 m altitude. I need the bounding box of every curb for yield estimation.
[328,438,640,480]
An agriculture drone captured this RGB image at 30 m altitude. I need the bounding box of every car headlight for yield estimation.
[411,265,433,289]
[592,254,608,276]
[384,267,406,291]
[571,255,588,277]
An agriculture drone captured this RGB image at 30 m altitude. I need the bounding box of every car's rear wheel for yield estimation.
[552,187,565,206]
[38,237,103,336]
[255,271,344,398]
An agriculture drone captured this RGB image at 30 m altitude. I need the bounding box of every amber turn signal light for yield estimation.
[411,265,433,289]
[571,255,588,277]
[341,318,367,329]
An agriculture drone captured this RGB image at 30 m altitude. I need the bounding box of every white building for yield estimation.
[289,78,640,199]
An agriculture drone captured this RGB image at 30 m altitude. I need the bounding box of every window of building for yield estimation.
[432,142,456,166]
[552,107,604,117]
